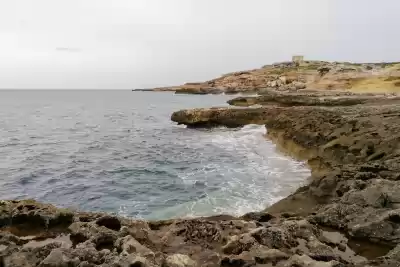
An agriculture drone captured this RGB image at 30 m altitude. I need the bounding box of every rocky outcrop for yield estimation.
[227,90,400,107]
[168,92,400,266]
[0,199,390,266]
[149,61,400,94]
[171,107,276,128]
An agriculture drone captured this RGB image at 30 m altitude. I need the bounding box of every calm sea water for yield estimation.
[0,90,309,220]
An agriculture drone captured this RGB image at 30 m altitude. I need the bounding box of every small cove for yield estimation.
[0,90,310,220]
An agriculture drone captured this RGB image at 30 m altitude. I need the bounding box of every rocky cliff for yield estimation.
[151,61,400,94]
[169,91,400,266]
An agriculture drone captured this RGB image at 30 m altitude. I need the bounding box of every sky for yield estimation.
[0,0,399,89]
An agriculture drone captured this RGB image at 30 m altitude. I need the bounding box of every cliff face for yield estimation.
[153,61,400,94]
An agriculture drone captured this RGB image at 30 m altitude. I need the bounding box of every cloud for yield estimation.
[56,47,81,53]
[0,0,399,89]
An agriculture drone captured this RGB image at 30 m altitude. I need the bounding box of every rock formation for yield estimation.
[149,61,400,94]
[169,91,400,266]
[0,198,396,267]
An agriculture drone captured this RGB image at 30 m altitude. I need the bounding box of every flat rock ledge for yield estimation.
[0,199,397,267]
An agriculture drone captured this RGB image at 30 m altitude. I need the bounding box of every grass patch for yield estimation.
[348,76,400,93]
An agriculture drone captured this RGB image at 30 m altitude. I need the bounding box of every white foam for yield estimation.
[149,125,310,219]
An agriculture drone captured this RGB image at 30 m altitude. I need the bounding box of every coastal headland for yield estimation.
[3,60,400,266]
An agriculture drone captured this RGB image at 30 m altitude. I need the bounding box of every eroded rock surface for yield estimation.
[168,92,400,266]
[0,199,385,266]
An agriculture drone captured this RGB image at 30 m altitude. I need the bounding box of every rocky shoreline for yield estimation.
[2,90,400,266]
[170,90,400,266]
[4,59,400,266]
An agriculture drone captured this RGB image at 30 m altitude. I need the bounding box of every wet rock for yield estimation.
[96,216,121,231]
[164,254,196,267]
[0,200,74,228]
[240,212,274,222]
[171,107,272,128]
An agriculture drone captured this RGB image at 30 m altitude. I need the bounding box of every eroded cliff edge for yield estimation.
[169,92,400,266]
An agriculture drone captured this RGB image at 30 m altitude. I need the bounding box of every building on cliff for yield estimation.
[292,55,304,65]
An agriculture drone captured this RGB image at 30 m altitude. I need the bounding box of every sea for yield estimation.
[0,90,310,220]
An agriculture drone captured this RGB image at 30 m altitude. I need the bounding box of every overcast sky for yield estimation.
[0,0,399,89]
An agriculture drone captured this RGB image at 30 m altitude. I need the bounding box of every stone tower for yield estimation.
[292,55,304,64]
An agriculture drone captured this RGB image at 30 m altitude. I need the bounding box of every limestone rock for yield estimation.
[96,216,121,231]
[4,252,34,267]
[0,200,73,228]
[284,254,342,267]
[164,254,196,267]
[115,235,154,257]
[250,247,289,264]
[251,227,298,249]
[222,234,256,255]
[38,249,78,267]
[306,237,338,262]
